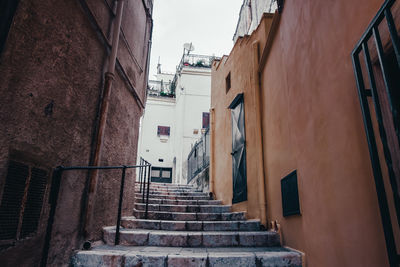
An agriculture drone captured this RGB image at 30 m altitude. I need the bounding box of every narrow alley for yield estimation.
[0,0,399,266]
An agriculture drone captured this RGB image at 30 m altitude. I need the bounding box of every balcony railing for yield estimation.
[148,80,175,98]
[177,54,215,74]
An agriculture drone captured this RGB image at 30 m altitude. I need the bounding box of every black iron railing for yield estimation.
[40,160,151,267]
[352,0,400,266]
[138,157,152,217]
[187,128,210,183]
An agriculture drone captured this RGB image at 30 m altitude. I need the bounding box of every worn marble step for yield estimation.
[135,190,208,197]
[135,198,222,206]
[72,246,302,267]
[122,217,261,231]
[135,203,231,213]
[135,193,211,200]
[135,187,203,192]
[103,227,280,247]
[133,209,246,221]
[135,184,196,190]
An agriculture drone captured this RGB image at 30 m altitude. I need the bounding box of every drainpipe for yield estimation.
[209,107,215,194]
[252,41,267,226]
[84,0,125,238]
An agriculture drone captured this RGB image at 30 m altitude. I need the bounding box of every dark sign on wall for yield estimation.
[281,170,301,217]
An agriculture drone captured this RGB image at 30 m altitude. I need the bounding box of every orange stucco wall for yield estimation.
[211,1,396,266]
[211,15,274,222]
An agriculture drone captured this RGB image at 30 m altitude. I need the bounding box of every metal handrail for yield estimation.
[187,128,210,183]
[41,160,152,266]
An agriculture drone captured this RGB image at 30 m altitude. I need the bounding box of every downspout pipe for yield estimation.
[210,107,215,194]
[84,0,125,238]
[252,41,267,226]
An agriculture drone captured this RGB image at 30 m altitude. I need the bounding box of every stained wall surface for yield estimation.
[0,0,152,266]
[211,1,394,266]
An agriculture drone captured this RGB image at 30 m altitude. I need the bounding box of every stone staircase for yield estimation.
[72,183,302,266]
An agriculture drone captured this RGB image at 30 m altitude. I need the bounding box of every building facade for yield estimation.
[138,71,176,183]
[138,53,213,184]
[211,0,400,266]
[233,0,276,42]
[0,0,153,266]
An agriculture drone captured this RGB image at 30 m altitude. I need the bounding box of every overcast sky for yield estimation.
[149,0,243,78]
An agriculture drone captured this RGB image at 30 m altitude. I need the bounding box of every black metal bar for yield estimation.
[59,165,142,171]
[384,7,400,148]
[40,167,63,267]
[352,51,398,267]
[114,166,127,245]
[145,164,151,219]
[352,0,394,55]
[373,26,400,147]
[364,41,400,230]
[139,158,143,193]
[385,8,400,72]
[142,162,147,203]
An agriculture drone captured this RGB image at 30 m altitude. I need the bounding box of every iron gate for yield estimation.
[352,0,400,265]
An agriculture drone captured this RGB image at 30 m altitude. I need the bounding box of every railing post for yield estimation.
[142,161,147,203]
[41,166,63,267]
[115,166,127,245]
[145,163,151,219]
[139,157,144,193]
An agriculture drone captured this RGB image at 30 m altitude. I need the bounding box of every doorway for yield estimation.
[229,93,247,204]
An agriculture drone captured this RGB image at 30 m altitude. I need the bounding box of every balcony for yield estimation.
[147,80,175,98]
[177,54,215,74]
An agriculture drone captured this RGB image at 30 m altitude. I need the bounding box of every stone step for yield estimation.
[72,246,302,267]
[135,190,208,197]
[135,186,202,191]
[135,191,208,196]
[135,198,222,206]
[135,193,211,200]
[133,209,246,221]
[103,227,280,247]
[135,203,231,213]
[136,184,195,190]
[122,217,261,231]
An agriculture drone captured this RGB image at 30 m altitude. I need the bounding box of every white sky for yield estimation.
[149,0,243,78]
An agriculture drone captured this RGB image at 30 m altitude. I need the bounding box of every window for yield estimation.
[202,112,210,129]
[225,72,231,93]
[0,161,48,241]
[157,126,170,136]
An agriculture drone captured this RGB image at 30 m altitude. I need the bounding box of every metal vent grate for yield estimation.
[20,167,47,238]
[281,170,301,217]
[0,161,29,240]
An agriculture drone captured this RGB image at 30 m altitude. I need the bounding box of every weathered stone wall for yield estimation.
[0,0,152,266]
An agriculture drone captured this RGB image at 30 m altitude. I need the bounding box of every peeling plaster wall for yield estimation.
[0,0,152,266]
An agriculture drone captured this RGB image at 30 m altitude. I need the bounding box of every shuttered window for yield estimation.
[0,161,28,240]
[0,161,48,241]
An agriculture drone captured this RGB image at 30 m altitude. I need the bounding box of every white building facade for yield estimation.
[233,0,277,42]
[138,54,212,184]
